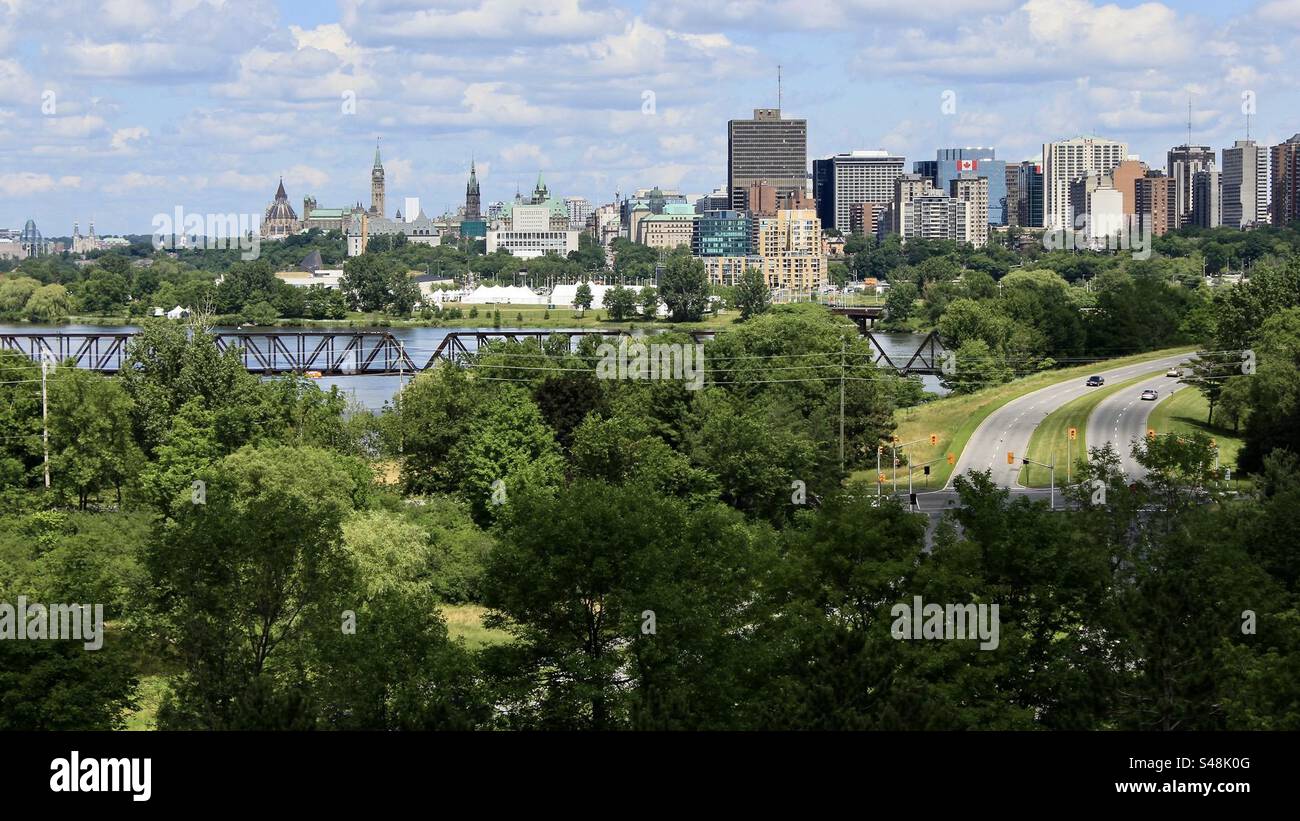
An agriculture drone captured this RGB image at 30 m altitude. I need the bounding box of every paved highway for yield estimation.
[1086,365,1190,479]
[947,353,1191,488]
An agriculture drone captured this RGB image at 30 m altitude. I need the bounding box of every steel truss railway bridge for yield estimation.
[0,328,947,377]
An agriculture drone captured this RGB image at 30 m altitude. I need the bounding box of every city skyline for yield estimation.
[3,0,1299,233]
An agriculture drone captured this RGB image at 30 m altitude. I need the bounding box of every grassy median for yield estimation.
[1020,370,1160,487]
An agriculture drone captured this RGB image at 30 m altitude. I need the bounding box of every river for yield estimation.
[0,323,942,409]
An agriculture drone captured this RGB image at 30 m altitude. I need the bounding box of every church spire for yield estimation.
[373,139,382,170]
[275,176,287,201]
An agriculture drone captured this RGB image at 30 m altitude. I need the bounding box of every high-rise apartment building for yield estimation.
[1271,134,1300,227]
[1042,137,1128,231]
[1221,140,1269,228]
[727,108,808,212]
[1135,172,1175,237]
[894,173,935,234]
[1166,144,1216,229]
[811,151,905,234]
[1109,159,1148,217]
[949,176,990,247]
[565,197,591,230]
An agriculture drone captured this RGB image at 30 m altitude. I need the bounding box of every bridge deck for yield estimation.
[0,328,946,377]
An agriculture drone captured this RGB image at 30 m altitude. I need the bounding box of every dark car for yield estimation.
[1086,376,1105,387]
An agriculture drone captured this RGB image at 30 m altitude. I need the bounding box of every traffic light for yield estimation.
[891,435,899,445]
[1007,452,1015,464]
[923,465,931,475]
[1210,439,1217,449]
[1068,427,1077,441]
[929,434,938,446]
[947,453,955,465]
[877,473,886,484]
[1147,428,1156,439]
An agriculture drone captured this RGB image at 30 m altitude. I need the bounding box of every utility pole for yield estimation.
[839,338,846,472]
[41,352,50,489]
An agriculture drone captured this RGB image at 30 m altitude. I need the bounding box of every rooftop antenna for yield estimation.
[777,65,782,111]
[1187,95,1193,147]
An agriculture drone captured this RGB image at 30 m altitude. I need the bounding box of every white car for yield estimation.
[1166,368,1182,378]
[1141,389,1159,401]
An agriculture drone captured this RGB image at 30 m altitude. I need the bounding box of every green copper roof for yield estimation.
[373,140,382,169]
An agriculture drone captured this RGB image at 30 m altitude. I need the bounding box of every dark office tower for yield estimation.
[728,108,807,212]
[913,160,938,187]
[1166,144,1215,229]
[1272,134,1300,227]
[812,158,835,230]
[1004,165,1020,226]
[465,160,481,221]
[1192,169,1221,228]
[1016,161,1044,228]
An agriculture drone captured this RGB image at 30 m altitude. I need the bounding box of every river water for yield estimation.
[0,323,941,409]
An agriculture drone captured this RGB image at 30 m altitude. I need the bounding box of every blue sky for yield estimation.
[2,0,1298,235]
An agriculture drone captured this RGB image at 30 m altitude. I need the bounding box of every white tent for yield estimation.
[462,284,547,305]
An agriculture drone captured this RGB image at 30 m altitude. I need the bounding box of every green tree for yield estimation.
[24,284,73,322]
[149,445,367,729]
[734,267,771,321]
[658,251,709,321]
[604,284,636,320]
[47,368,142,508]
[573,282,593,312]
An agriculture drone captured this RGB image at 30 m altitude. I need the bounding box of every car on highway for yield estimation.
[1141,388,1159,401]
[1086,376,1105,387]
[1166,367,1182,377]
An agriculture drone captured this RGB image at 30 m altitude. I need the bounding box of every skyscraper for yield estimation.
[370,140,385,217]
[1042,137,1127,231]
[1166,144,1216,229]
[935,147,1007,226]
[1271,134,1300,227]
[1016,161,1044,228]
[727,108,807,212]
[465,160,481,221]
[1221,140,1269,228]
[1192,170,1222,228]
[812,151,905,234]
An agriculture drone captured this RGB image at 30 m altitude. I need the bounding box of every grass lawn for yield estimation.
[850,346,1196,489]
[444,603,512,648]
[1149,387,1246,476]
[1020,370,1162,487]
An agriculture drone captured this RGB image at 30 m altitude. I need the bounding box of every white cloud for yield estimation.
[0,173,82,196]
[110,127,149,152]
